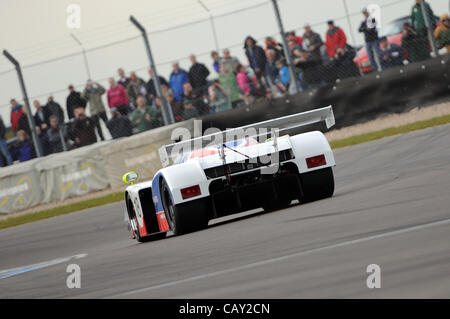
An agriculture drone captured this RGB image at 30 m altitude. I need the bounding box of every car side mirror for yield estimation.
[122,171,139,185]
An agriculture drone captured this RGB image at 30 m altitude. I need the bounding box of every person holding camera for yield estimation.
[82,80,108,141]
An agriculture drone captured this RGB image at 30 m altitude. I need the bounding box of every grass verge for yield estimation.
[0,192,123,230]
[1,114,450,230]
[329,114,450,149]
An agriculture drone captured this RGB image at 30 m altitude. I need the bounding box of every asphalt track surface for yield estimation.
[1,124,450,298]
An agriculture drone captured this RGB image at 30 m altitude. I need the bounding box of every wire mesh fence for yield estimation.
[0,0,448,167]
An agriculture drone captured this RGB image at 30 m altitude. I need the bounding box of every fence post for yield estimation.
[130,15,174,125]
[420,0,439,57]
[70,33,92,79]
[2,50,43,157]
[271,0,299,94]
[198,0,220,52]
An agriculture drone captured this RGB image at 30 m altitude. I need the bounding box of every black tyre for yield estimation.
[299,167,334,203]
[129,207,167,243]
[161,179,208,235]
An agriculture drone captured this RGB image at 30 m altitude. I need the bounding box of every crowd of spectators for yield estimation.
[0,0,447,167]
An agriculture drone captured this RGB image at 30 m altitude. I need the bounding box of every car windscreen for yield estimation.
[382,19,409,37]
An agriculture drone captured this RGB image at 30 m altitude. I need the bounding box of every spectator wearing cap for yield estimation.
[66,85,87,120]
[221,49,240,75]
[0,115,13,167]
[117,68,130,88]
[218,63,242,109]
[45,96,65,125]
[169,62,189,103]
[10,99,23,134]
[302,24,324,63]
[82,80,108,141]
[145,67,169,104]
[325,20,347,60]
[188,54,210,95]
[126,72,147,107]
[182,99,199,120]
[379,36,405,69]
[434,13,450,53]
[107,107,133,139]
[131,95,159,133]
[107,78,129,116]
[71,106,97,147]
[359,7,381,71]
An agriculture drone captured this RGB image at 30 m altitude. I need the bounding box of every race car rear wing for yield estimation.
[159,105,335,167]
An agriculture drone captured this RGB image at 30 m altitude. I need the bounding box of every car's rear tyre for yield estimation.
[299,167,334,203]
[161,179,208,235]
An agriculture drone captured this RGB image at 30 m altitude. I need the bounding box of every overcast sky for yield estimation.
[0,0,448,122]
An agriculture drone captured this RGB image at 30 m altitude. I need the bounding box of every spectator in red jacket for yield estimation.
[10,99,23,134]
[325,20,347,59]
[107,78,129,115]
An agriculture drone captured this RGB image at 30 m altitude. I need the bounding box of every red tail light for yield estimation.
[180,185,201,200]
[306,154,326,169]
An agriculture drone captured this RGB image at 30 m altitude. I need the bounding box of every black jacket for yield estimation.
[17,113,31,136]
[34,106,52,129]
[66,91,87,120]
[188,63,210,90]
[0,117,6,139]
[146,76,169,100]
[107,116,133,139]
[244,36,267,74]
[359,17,379,43]
[45,101,65,124]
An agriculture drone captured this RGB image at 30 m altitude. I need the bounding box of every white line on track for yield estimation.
[108,217,450,298]
[0,254,87,279]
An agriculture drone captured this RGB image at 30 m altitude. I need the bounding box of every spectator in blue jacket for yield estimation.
[11,130,36,163]
[379,36,405,69]
[274,59,291,93]
[169,62,189,102]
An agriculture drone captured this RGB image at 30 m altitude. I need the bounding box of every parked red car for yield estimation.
[354,16,439,73]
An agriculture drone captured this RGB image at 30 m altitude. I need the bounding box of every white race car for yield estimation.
[123,106,336,242]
